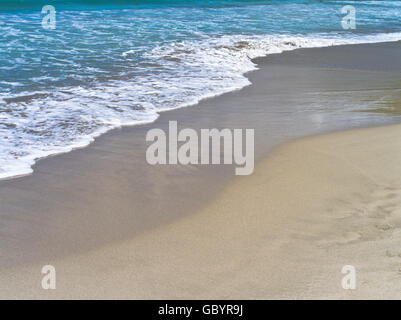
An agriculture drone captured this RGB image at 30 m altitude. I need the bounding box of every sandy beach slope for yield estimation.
[2,123,401,299]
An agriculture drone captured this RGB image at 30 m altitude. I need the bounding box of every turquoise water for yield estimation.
[0,0,401,178]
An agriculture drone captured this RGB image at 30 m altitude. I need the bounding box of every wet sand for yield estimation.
[0,41,401,298]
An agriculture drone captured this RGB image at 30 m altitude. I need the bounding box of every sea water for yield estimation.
[0,0,400,179]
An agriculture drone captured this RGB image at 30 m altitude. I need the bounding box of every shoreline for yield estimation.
[1,41,401,298]
[2,39,401,182]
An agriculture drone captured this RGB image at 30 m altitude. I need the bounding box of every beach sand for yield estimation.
[0,42,401,299]
[3,123,401,299]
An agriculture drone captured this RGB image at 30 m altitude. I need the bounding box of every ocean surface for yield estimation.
[1,0,401,179]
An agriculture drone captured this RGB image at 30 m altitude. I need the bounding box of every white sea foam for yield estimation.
[1,31,401,180]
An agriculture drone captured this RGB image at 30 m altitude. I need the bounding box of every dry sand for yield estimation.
[2,123,401,299]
